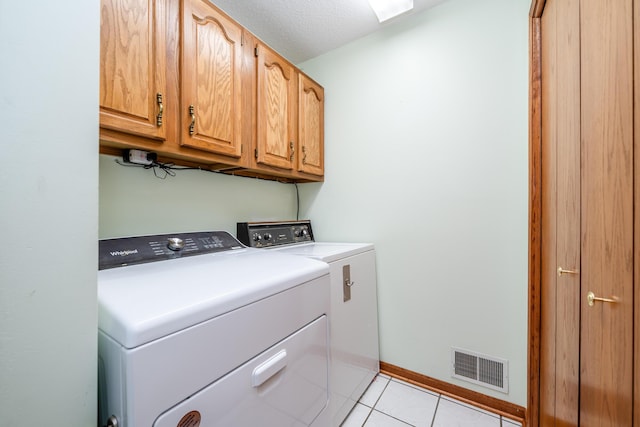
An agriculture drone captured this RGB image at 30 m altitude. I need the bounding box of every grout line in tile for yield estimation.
[358,374,390,409]
[390,377,439,397]
[361,404,374,427]
[369,376,392,409]
[429,394,441,427]
[371,409,416,427]
[440,395,501,420]
[501,415,523,426]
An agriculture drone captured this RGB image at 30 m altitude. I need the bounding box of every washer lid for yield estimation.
[272,242,374,263]
[98,248,329,349]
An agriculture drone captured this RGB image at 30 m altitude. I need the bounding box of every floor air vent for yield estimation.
[451,347,508,393]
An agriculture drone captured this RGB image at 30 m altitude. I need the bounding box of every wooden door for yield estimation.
[539,0,581,424]
[100,0,167,140]
[579,0,634,424]
[181,0,243,158]
[256,43,296,170]
[298,73,324,177]
[535,0,635,425]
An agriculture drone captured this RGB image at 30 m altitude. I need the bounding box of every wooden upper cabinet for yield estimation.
[256,43,297,170]
[298,74,324,177]
[100,0,167,141]
[99,0,323,181]
[181,0,243,158]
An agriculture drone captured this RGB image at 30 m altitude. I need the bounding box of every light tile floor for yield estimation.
[341,374,523,427]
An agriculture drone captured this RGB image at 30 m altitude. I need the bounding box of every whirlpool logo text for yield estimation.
[110,249,139,257]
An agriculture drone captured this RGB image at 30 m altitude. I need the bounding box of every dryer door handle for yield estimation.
[252,349,287,387]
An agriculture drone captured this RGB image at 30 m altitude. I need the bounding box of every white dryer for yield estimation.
[237,221,380,427]
[98,231,331,427]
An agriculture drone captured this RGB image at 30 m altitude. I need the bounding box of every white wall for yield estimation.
[99,155,298,238]
[298,0,529,405]
[0,1,99,425]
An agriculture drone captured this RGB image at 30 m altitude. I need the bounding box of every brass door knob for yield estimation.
[558,266,579,276]
[587,291,618,307]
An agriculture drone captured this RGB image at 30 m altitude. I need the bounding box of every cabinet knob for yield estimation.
[189,105,196,136]
[156,93,163,127]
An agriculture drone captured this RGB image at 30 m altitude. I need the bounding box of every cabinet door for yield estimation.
[298,74,324,177]
[100,0,167,140]
[181,0,243,158]
[256,44,296,170]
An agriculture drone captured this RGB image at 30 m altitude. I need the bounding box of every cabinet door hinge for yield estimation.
[254,46,259,57]
[254,149,258,159]
[241,32,245,46]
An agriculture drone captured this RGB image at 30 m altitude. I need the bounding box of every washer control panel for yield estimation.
[99,231,244,270]
[237,220,314,248]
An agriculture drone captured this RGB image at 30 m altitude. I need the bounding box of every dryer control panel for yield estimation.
[237,220,314,248]
[99,231,244,270]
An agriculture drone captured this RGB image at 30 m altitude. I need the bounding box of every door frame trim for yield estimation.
[635,2,640,425]
[528,1,545,426]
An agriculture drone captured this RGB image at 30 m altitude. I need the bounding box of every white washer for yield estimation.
[98,231,331,427]
[237,222,380,427]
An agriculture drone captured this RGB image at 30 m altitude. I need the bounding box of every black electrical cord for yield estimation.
[115,158,177,179]
[114,158,292,184]
[296,183,300,220]
[116,157,303,220]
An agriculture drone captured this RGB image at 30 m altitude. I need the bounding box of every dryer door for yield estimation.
[153,315,329,427]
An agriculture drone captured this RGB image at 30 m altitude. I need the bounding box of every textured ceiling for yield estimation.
[210,0,448,64]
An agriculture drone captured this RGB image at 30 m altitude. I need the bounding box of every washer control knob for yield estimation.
[167,237,185,251]
[252,233,262,241]
[263,233,272,241]
[301,229,309,237]
[294,229,301,237]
